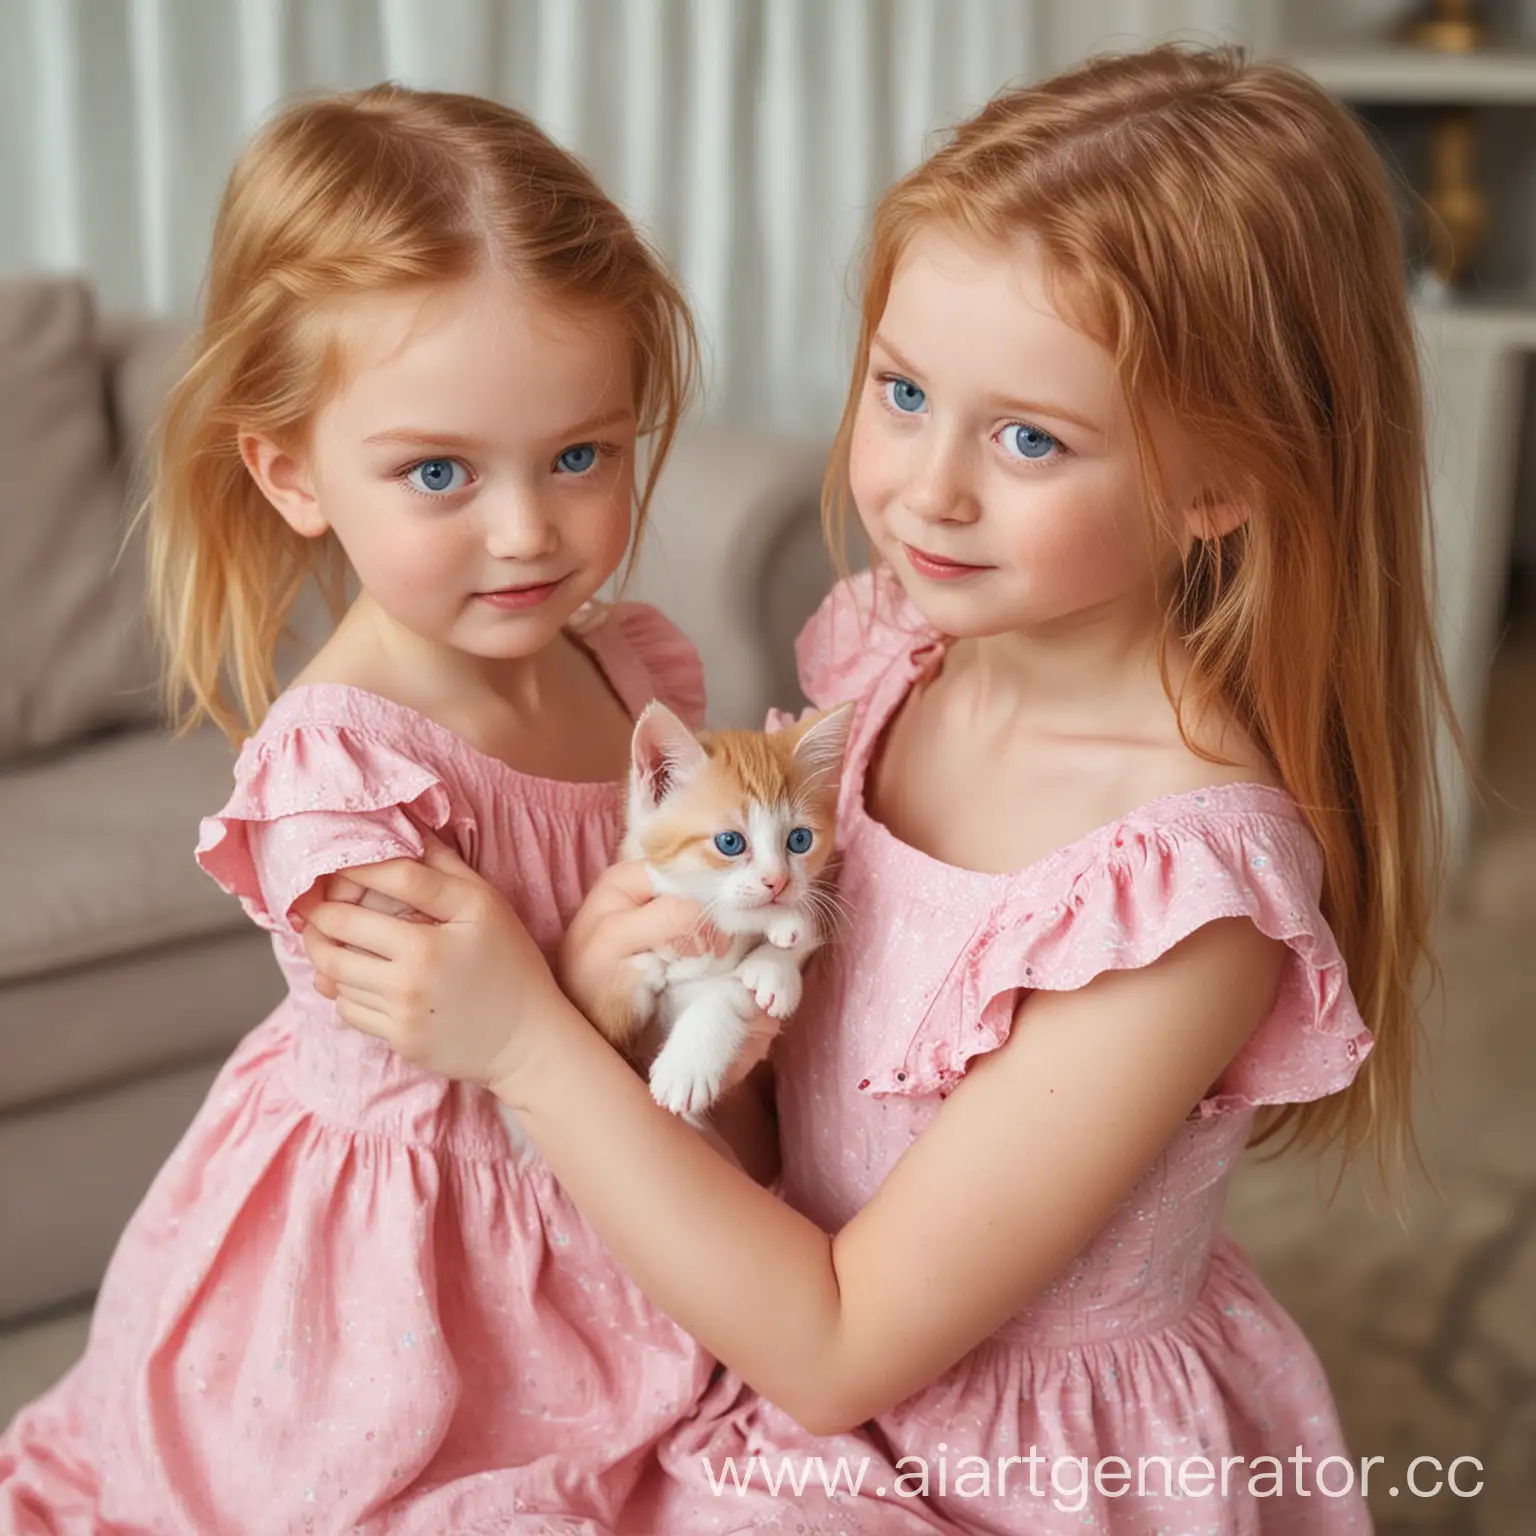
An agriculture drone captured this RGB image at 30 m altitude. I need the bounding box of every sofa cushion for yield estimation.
[627,424,831,727]
[100,313,192,503]
[0,277,160,761]
[0,725,250,985]
[759,503,869,714]
[0,927,280,1114]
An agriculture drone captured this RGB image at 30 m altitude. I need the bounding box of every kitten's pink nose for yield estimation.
[762,872,789,900]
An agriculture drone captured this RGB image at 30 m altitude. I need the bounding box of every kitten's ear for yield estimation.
[630,702,708,807]
[789,702,855,784]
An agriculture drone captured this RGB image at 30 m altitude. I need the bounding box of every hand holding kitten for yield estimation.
[298,699,853,1130]
[589,701,854,1120]
[298,836,724,1094]
[554,858,722,1022]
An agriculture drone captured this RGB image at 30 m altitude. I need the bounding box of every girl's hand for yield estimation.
[300,839,716,1091]
[301,838,563,1090]
[297,874,427,1003]
[554,859,725,1025]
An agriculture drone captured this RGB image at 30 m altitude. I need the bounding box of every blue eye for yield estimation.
[882,376,927,415]
[1000,424,1058,461]
[786,827,813,854]
[405,458,469,494]
[713,830,746,857]
[556,443,598,474]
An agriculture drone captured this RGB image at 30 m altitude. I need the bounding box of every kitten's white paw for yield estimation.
[648,981,755,1118]
[764,913,806,949]
[631,951,669,993]
[649,1042,729,1118]
[738,952,802,1020]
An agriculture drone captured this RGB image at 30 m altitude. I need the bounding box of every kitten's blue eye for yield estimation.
[1000,423,1058,461]
[713,831,746,857]
[406,458,469,495]
[883,376,927,415]
[556,443,598,474]
[786,827,814,855]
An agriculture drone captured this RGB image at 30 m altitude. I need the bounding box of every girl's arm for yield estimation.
[304,845,1283,1435]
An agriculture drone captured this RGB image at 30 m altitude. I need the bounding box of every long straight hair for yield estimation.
[826,45,1455,1175]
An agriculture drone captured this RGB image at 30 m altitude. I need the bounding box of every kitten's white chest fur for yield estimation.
[630,882,818,1119]
[589,699,854,1125]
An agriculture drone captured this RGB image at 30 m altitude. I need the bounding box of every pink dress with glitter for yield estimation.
[0,605,723,1536]
[645,570,1375,1535]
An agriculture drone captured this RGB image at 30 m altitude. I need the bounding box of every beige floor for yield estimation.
[3,610,1533,1532]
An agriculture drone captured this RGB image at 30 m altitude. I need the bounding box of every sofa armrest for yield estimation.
[625,424,833,727]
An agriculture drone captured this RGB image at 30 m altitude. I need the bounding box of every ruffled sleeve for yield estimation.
[865,795,1373,1117]
[597,601,707,728]
[195,722,454,936]
[795,566,939,709]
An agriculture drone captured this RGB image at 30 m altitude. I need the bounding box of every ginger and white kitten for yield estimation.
[593,700,854,1120]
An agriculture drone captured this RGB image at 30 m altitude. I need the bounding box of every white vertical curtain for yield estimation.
[0,0,1264,430]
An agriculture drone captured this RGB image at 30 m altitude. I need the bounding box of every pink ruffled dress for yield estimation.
[1,604,724,1536]
[648,570,1375,1535]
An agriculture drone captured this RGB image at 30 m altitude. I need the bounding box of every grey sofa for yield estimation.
[0,274,835,1324]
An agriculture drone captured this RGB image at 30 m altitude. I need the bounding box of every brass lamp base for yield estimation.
[1393,3,1490,285]
[1399,1,1485,53]
[1403,18,1484,51]
[1422,111,1489,286]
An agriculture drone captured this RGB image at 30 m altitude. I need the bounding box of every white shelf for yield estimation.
[1287,47,1536,104]
[1411,295,1536,340]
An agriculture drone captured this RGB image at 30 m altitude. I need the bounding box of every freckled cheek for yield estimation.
[590,493,635,569]
[998,478,1151,593]
[347,517,482,615]
[847,410,900,536]
[563,484,635,579]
